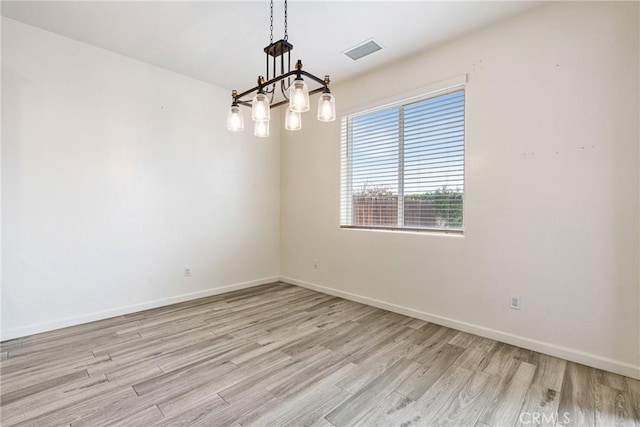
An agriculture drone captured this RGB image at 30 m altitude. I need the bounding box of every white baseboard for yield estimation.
[281,276,640,380]
[1,276,279,341]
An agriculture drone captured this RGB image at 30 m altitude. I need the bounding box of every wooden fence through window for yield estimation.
[352,195,438,228]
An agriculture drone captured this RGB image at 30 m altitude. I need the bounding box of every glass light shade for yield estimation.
[252,92,270,121]
[254,120,269,138]
[317,92,336,122]
[227,105,244,131]
[285,109,302,131]
[289,78,310,113]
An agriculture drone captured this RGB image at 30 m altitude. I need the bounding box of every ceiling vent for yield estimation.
[343,39,383,61]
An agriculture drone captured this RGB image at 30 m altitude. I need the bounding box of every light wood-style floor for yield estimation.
[1,282,638,426]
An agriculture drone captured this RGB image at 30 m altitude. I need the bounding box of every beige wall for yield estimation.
[2,18,281,339]
[280,2,640,378]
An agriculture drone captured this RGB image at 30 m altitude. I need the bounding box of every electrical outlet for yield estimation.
[313,259,319,270]
[184,267,192,277]
[509,295,521,310]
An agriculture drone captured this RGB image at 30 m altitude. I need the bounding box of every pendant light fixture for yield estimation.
[226,0,336,135]
[285,109,302,131]
[254,120,270,138]
[289,77,310,113]
[227,92,244,131]
[317,83,336,122]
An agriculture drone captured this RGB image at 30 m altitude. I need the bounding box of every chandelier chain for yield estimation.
[284,0,288,40]
[269,0,274,43]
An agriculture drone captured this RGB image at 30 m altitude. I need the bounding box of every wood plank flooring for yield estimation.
[1,282,638,426]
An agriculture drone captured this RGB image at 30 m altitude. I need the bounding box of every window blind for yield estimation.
[340,88,465,232]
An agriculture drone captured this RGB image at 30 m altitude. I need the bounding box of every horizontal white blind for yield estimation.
[340,88,465,232]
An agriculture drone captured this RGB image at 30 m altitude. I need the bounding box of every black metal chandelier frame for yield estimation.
[229,0,332,111]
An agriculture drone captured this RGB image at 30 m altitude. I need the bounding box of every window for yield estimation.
[340,87,465,233]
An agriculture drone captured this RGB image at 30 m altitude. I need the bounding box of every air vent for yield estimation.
[343,39,383,61]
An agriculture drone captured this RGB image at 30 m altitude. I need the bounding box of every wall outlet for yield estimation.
[313,259,319,270]
[509,295,521,310]
[184,267,192,277]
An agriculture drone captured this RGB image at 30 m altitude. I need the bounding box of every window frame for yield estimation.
[340,78,467,235]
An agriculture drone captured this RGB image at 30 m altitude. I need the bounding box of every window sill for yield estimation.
[339,225,464,237]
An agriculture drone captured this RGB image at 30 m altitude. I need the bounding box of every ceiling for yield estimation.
[2,1,540,92]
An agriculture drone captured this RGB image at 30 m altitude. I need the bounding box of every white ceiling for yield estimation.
[2,1,540,92]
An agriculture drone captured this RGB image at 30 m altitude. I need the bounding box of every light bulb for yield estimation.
[252,92,270,121]
[254,120,269,138]
[227,105,244,131]
[289,78,310,113]
[285,109,302,131]
[317,92,336,122]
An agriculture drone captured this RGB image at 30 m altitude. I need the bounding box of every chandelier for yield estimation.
[227,0,336,136]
